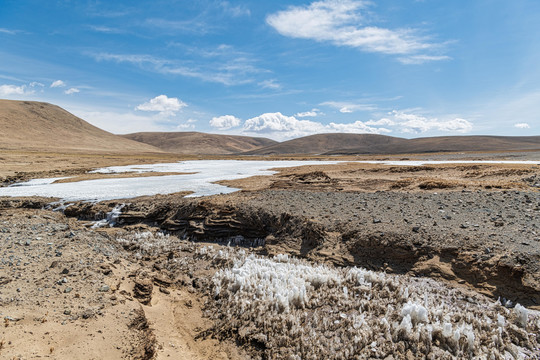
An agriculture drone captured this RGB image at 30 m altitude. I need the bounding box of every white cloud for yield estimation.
[29,82,44,88]
[295,108,323,117]
[0,84,27,96]
[387,110,473,133]
[267,0,447,62]
[242,112,388,140]
[135,95,187,116]
[210,115,242,130]
[321,101,377,113]
[64,87,80,95]
[51,80,66,88]
[514,123,530,129]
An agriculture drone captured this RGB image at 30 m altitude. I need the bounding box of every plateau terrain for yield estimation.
[1,100,539,359]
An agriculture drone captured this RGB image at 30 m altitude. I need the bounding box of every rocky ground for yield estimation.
[1,154,540,359]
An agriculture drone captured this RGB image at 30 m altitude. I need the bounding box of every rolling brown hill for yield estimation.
[242,133,407,155]
[244,133,540,155]
[122,131,278,155]
[0,99,161,153]
[324,135,540,155]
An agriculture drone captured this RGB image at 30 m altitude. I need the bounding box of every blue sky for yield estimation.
[1,0,539,140]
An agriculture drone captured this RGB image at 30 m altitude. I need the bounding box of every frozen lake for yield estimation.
[0,160,340,202]
[0,159,537,202]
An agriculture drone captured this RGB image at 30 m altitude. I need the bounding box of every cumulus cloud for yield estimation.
[210,115,242,130]
[387,110,472,133]
[64,87,80,95]
[136,95,187,116]
[50,80,66,88]
[266,0,447,62]
[0,84,27,96]
[240,109,472,140]
[244,112,321,132]
[242,112,387,140]
[514,123,530,129]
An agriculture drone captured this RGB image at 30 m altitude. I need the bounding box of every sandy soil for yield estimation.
[0,207,247,360]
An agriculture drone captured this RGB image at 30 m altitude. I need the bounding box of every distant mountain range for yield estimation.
[242,133,540,155]
[2,99,539,155]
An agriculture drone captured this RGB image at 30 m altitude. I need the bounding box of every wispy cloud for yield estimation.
[220,1,251,17]
[0,28,20,35]
[91,51,268,86]
[258,79,281,90]
[64,87,80,95]
[267,0,449,63]
[88,25,126,34]
[398,54,451,65]
[144,18,212,35]
[321,100,377,113]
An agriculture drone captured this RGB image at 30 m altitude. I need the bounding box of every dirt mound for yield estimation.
[0,99,161,153]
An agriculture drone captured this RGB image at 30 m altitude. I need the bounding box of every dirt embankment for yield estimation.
[52,185,540,309]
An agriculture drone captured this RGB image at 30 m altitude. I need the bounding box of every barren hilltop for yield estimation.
[0,99,160,154]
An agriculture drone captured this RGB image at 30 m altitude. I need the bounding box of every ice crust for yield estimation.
[0,160,339,201]
[208,249,540,359]
[1,159,538,201]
